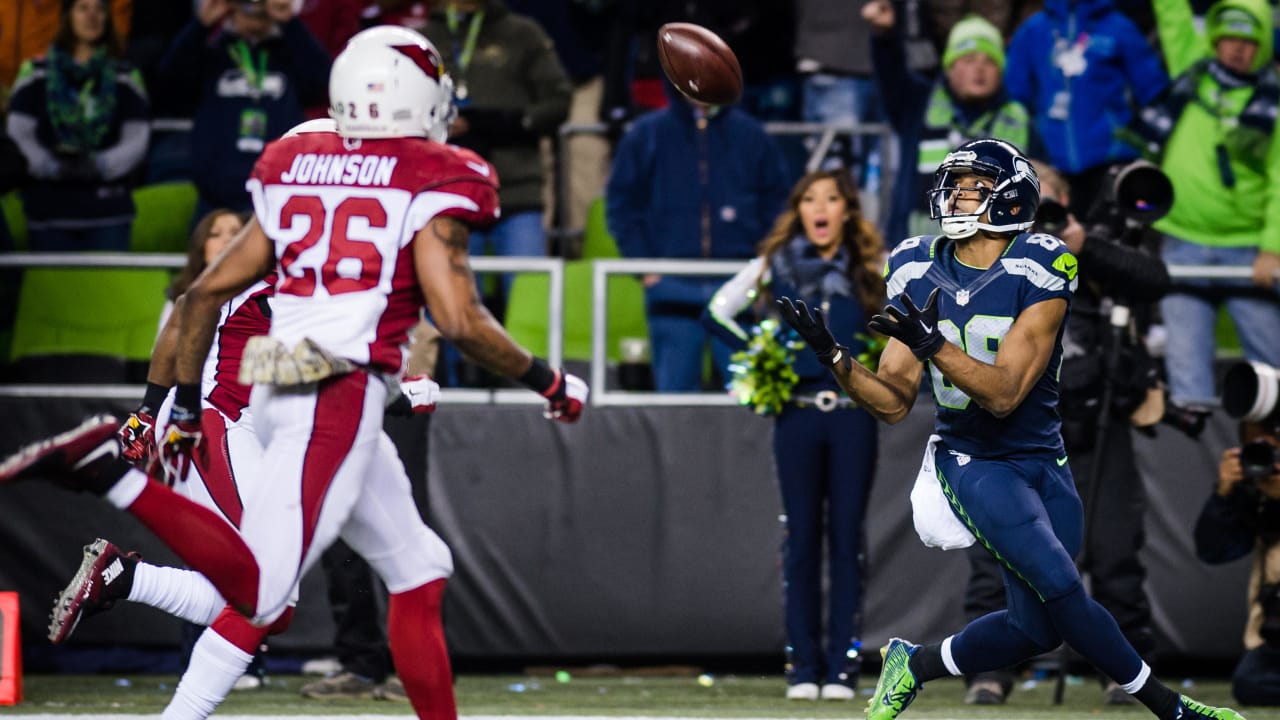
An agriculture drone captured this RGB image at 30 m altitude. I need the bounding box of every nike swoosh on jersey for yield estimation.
[465,161,490,177]
[1056,456,1069,466]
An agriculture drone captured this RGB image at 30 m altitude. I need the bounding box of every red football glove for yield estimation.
[157,405,203,486]
[117,410,157,469]
[542,371,588,423]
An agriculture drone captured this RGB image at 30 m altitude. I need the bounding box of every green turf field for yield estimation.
[8,673,1280,718]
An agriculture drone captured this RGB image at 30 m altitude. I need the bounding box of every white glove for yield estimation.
[394,374,442,415]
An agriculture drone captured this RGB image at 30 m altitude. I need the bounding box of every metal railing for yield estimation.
[589,258,748,407]
[0,252,1273,404]
[0,253,564,405]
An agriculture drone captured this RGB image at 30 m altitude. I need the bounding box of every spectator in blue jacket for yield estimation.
[606,83,790,392]
[865,6,1039,246]
[8,0,150,252]
[1004,0,1168,213]
[158,0,330,218]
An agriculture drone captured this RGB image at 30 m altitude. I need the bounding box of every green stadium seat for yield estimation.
[505,260,648,363]
[10,268,169,363]
[131,181,198,253]
[1,191,27,251]
[580,197,621,260]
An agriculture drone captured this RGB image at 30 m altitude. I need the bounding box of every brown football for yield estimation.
[656,22,743,106]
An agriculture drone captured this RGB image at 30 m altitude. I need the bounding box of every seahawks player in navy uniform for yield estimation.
[778,138,1244,720]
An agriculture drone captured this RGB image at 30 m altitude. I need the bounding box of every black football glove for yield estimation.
[776,297,851,369]
[867,288,945,361]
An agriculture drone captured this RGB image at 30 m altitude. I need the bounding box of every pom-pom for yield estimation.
[726,319,803,416]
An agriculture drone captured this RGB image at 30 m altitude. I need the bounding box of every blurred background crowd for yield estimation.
[0,0,1276,397]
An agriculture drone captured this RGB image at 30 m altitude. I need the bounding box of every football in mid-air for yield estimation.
[656,22,743,106]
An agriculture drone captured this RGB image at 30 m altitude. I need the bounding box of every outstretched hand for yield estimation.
[543,371,588,423]
[117,410,157,469]
[867,289,945,361]
[776,297,848,368]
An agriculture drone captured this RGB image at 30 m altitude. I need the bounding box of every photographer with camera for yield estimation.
[960,160,1172,705]
[1195,362,1280,705]
[1126,0,1280,425]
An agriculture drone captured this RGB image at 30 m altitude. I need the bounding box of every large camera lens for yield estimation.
[1035,199,1069,235]
[1114,161,1174,225]
[1223,361,1280,423]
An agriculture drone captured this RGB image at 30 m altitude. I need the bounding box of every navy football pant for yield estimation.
[935,443,1145,685]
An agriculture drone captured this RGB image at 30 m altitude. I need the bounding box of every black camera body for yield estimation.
[1243,440,1280,483]
[1043,160,1174,447]
[1033,160,1174,247]
[1034,198,1070,236]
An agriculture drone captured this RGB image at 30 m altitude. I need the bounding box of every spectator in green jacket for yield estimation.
[1127,0,1280,415]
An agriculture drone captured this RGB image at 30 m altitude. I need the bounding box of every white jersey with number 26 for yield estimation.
[246,132,500,376]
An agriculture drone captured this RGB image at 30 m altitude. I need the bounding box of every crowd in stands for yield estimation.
[4,0,1271,391]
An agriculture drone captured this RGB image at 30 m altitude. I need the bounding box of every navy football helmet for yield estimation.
[927,138,1039,239]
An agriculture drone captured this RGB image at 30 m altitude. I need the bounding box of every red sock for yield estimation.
[388,579,455,720]
[127,480,260,616]
[209,605,270,654]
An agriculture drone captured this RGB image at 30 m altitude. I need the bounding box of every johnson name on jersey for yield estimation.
[246,132,500,376]
[883,233,1079,457]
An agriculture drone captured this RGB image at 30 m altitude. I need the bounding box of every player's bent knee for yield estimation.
[210,606,271,654]
[367,525,454,594]
[266,605,295,636]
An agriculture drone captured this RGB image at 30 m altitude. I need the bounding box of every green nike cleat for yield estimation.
[866,638,922,720]
[1177,695,1246,720]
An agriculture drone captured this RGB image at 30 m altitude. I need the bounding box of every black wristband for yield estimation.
[518,357,560,397]
[174,383,201,415]
[141,382,169,414]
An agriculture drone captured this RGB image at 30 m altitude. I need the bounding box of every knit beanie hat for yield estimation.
[1208,6,1265,45]
[942,15,1006,72]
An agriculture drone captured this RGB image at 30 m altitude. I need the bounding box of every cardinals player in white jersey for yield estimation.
[0,27,584,720]
[45,116,441,719]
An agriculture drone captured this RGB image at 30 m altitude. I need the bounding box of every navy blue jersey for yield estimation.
[883,233,1079,457]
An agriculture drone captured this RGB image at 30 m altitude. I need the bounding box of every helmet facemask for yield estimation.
[929,166,999,239]
[927,141,1039,239]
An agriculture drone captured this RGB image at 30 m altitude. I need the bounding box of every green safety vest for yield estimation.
[916,83,1031,174]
